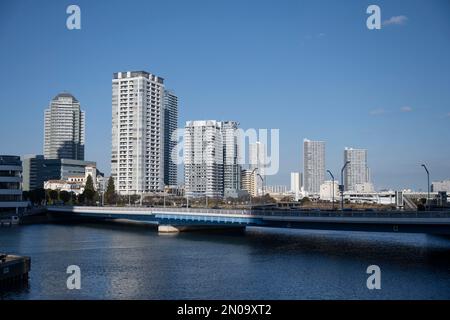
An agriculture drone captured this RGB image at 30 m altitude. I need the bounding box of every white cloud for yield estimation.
[370,108,386,116]
[383,15,408,26]
[401,106,413,112]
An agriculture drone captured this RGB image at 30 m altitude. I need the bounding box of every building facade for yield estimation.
[184,120,224,198]
[163,89,178,187]
[432,180,450,193]
[354,182,375,193]
[344,147,370,191]
[44,93,85,160]
[290,172,302,193]
[22,155,49,191]
[111,71,165,195]
[44,164,103,195]
[303,139,325,194]
[241,169,257,197]
[222,121,241,193]
[249,142,266,194]
[22,155,99,191]
[319,180,340,202]
[0,155,28,214]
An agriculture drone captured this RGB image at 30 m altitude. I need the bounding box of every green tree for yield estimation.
[300,197,311,205]
[59,190,71,204]
[48,189,59,204]
[104,176,117,205]
[82,175,96,205]
[77,192,85,205]
[34,188,46,205]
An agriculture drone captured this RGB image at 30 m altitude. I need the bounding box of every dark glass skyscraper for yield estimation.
[163,89,178,186]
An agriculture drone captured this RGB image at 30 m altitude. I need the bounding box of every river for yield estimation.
[1,222,449,300]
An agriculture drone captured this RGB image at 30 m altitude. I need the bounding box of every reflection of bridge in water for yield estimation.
[46,206,450,235]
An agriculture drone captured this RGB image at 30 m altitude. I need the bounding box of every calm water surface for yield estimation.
[1,222,449,300]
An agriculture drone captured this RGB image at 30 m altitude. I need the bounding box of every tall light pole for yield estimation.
[257,174,264,197]
[421,164,430,211]
[340,161,350,210]
[327,170,335,210]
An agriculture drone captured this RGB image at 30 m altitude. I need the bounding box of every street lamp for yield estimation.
[327,170,335,210]
[421,164,430,211]
[340,161,350,210]
[162,185,167,208]
[257,173,264,196]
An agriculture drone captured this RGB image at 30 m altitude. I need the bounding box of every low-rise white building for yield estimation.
[343,191,396,205]
[44,164,103,195]
[319,180,340,202]
[44,180,84,195]
[354,182,375,193]
[432,180,450,193]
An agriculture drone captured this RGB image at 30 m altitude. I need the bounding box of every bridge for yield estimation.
[46,206,450,235]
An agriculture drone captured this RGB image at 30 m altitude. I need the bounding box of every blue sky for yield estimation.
[0,0,449,190]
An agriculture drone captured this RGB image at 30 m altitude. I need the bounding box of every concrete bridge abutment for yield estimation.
[157,224,246,234]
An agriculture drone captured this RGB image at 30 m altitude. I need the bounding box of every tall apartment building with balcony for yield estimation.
[184,120,242,198]
[303,139,325,194]
[44,93,85,160]
[343,147,371,191]
[163,89,178,187]
[111,71,165,195]
[222,121,241,193]
[184,120,224,198]
[241,169,257,197]
[0,155,28,214]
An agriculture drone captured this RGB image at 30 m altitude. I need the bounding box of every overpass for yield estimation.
[46,206,450,235]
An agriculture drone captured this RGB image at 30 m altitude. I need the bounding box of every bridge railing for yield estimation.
[258,210,450,219]
[47,205,450,219]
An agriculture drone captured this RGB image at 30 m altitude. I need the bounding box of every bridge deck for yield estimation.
[46,206,450,235]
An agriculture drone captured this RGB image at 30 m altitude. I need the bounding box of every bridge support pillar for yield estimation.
[158,225,180,234]
[158,224,247,234]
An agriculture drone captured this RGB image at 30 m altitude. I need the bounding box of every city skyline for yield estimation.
[1,0,450,190]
